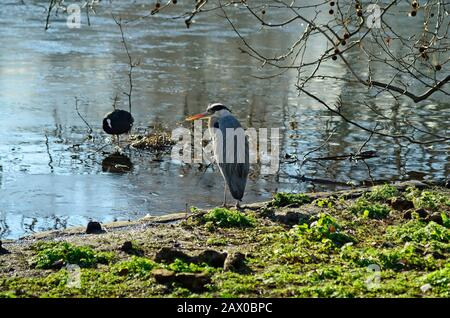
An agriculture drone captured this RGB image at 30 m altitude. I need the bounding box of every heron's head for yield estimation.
[185,103,231,121]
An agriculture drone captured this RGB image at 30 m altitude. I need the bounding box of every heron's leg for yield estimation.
[222,183,227,207]
[235,200,241,209]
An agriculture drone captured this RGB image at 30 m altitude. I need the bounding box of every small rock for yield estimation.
[173,242,181,248]
[154,247,191,264]
[117,268,129,276]
[403,211,412,220]
[390,197,414,211]
[416,208,429,219]
[403,209,429,220]
[85,221,105,234]
[0,241,10,255]
[275,211,309,226]
[50,259,65,269]
[119,241,143,256]
[285,211,302,224]
[152,269,211,292]
[155,247,227,268]
[152,269,176,284]
[420,283,432,293]
[174,273,211,292]
[120,241,133,252]
[223,252,248,272]
[194,250,227,268]
[432,251,445,260]
[427,213,443,225]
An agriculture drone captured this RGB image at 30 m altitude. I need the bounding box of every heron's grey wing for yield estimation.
[212,115,250,201]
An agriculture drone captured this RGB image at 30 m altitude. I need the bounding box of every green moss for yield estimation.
[271,192,311,207]
[341,242,440,271]
[442,212,450,228]
[0,270,70,298]
[206,237,229,246]
[424,265,450,296]
[31,242,114,269]
[298,213,355,246]
[366,184,399,201]
[350,198,390,219]
[203,208,255,228]
[111,256,156,278]
[405,188,450,211]
[386,219,449,244]
[165,258,215,274]
[313,198,334,208]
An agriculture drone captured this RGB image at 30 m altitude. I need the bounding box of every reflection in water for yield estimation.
[0,2,448,239]
[102,153,133,173]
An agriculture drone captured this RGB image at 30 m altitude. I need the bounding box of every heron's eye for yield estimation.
[213,122,219,128]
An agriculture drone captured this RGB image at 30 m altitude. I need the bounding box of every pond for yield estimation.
[0,1,448,239]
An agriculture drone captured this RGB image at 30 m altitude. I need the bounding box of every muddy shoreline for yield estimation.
[0,181,448,298]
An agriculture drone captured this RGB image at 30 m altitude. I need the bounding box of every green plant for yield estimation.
[314,198,334,208]
[272,193,311,207]
[350,198,390,219]
[442,213,450,228]
[425,265,450,296]
[341,243,437,271]
[166,258,215,273]
[203,208,255,228]
[386,219,449,244]
[366,184,399,202]
[296,213,355,246]
[32,242,114,269]
[111,256,156,277]
[405,188,450,211]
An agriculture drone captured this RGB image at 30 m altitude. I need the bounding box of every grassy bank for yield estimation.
[0,182,448,298]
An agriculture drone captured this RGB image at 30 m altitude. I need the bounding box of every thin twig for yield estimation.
[112,14,135,113]
[74,97,93,134]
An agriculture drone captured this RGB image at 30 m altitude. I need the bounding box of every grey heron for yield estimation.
[186,103,250,208]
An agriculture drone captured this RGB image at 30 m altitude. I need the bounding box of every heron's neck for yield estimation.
[214,109,231,118]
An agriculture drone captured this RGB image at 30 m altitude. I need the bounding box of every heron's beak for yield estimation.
[185,112,210,121]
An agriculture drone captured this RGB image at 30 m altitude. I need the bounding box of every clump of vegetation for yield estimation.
[31,242,114,269]
[366,184,399,202]
[271,192,311,207]
[297,213,355,246]
[2,184,448,298]
[424,265,450,297]
[203,208,255,228]
[262,214,355,266]
[0,270,71,298]
[165,259,215,274]
[313,198,334,208]
[405,188,450,211]
[442,213,450,228]
[386,219,449,244]
[111,256,156,278]
[340,242,438,271]
[129,128,174,152]
[350,198,391,219]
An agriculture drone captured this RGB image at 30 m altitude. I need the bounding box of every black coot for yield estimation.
[103,109,134,136]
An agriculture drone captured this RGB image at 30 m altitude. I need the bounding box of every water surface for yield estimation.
[0,1,448,238]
